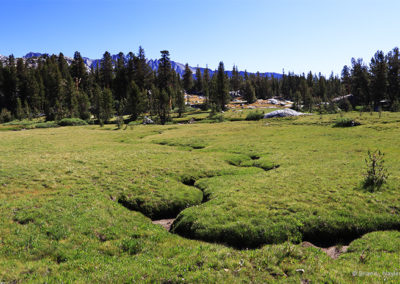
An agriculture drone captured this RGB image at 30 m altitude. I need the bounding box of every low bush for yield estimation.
[333,117,360,127]
[0,108,12,123]
[58,118,88,126]
[245,111,264,121]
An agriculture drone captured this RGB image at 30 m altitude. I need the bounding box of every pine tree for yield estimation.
[23,100,31,119]
[92,84,102,123]
[93,64,101,86]
[300,80,313,111]
[293,90,301,110]
[100,51,114,89]
[194,67,203,93]
[216,61,230,111]
[182,63,193,93]
[127,80,145,121]
[155,50,172,124]
[265,78,273,99]
[134,46,153,90]
[77,91,91,120]
[42,55,63,120]
[115,98,126,129]
[341,65,351,95]
[243,80,256,104]
[387,47,400,109]
[170,70,182,111]
[101,88,114,123]
[69,90,80,118]
[318,76,328,102]
[157,51,172,90]
[369,50,388,108]
[209,73,218,110]
[58,53,71,80]
[35,74,45,114]
[16,58,28,104]
[303,87,313,112]
[306,71,314,88]
[15,98,23,120]
[3,55,18,114]
[351,58,370,107]
[113,52,127,102]
[202,67,210,108]
[231,65,241,92]
[0,62,4,110]
[91,85,113,126]
[253,74,263,99]
[71,51,87,91]
[175,74,185,117]
[126,52,136,83]
[159,88,170,124]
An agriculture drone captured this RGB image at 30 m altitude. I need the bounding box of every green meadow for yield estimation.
[1,112,400,283]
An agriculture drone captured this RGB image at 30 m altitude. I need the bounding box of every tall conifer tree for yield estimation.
[369,50,388,108]
[100,51,114,89]
[194,67,203,93]
[216,61,230,111]
[182,63,193,93]
[387,47,400,109]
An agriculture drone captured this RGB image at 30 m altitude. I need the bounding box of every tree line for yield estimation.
[227,47,399,113]
[0,47,232,124]
[0,46,399,124]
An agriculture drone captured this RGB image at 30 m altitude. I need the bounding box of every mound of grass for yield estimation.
[35,121,59,128]
[226,154,277,171]
[118,181,203,220]
[58,118,88,126]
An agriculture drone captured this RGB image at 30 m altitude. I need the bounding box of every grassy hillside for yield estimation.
[1,112,400,282]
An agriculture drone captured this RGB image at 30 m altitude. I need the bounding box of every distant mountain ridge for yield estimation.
[0,52,282,79]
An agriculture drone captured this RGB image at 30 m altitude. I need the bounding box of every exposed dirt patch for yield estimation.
[301,241,349,259]
[152,218,176,231]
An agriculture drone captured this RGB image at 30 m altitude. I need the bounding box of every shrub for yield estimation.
[333,117,360,127]
[0,108,12,123]
[58,118,88,126]
[363,150,389,192]
[391,100,400,112]
[116,116,124,129]
[245,111,264,121]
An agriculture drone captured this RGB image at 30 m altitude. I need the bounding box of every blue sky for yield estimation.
[2,0,400,75]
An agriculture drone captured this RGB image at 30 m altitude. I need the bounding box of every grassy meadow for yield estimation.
[1,111,400,282]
